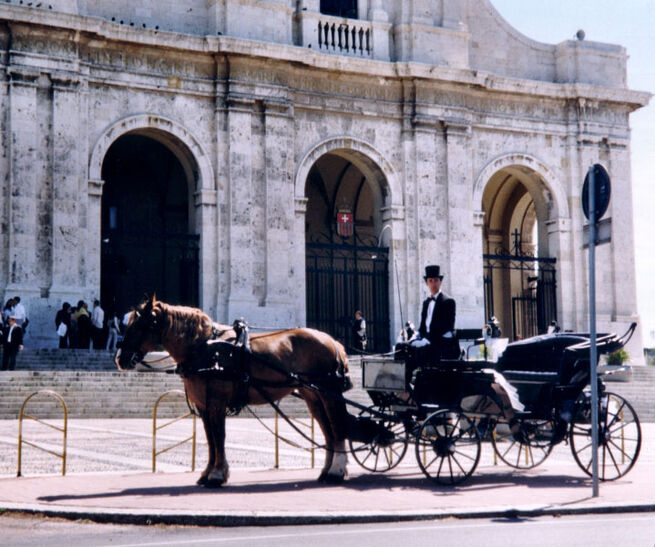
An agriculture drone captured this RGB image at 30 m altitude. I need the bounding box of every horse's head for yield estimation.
[115,296,164,371]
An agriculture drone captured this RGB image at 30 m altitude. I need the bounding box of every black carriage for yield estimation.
[350,323,641,485]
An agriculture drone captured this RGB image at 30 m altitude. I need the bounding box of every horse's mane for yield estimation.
[156,301,214,346]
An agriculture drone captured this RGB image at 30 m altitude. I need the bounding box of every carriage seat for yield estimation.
[496,333,590,383]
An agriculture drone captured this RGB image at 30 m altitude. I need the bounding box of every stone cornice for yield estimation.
[0,4,650,111]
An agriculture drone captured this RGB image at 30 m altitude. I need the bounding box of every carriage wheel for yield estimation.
[570,392,642,481]
[491,418,555,469]
[348,405,409,472]
[415,409,481,485]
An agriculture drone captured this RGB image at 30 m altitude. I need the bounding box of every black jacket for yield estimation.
[419,292,456,343]
[2,324,23,352]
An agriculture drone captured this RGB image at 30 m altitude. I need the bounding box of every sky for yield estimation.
[489,0,655,345]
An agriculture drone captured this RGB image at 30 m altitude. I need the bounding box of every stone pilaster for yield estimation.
[6,68,39,291]
[293,197,308,326]
[226,94,258,319]
[51,74,83,294]
[444,119,482,327]
[262,98,295,326]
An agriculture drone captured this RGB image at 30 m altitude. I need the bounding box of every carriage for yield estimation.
[349,323,641,485]
[118,297,641,488]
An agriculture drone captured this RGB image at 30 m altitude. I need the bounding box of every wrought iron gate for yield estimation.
[306,242,390,353]
[484,253,557,340]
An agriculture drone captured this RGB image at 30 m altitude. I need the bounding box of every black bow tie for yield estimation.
[431,295,438,301]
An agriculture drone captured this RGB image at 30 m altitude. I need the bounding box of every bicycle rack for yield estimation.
[17,390,68,477]
[152,390,197,472]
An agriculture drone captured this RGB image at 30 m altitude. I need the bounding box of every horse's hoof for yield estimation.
[318,472,346,484]
[196,475,209,486]
[203,478,225,488]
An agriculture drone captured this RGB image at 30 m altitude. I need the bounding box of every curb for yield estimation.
[3,501,655,527]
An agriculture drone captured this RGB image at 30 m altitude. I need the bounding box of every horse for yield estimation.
[116,296,352,487]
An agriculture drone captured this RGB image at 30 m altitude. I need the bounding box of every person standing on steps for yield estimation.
[1,314,23,371]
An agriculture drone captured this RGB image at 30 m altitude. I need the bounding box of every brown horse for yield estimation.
[116,296,352,486]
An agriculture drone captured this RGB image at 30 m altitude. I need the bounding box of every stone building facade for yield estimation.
[0,0,648,353]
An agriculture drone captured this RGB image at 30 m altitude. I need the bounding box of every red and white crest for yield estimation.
[336,209,354,237]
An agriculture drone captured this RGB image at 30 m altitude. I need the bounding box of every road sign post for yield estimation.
[582,163,611,498]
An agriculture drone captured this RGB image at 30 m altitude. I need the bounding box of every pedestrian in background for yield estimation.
[91,299,105,349]
[106,312,120,351]
[352,310,367,352]
[55,302,71,349]
[74,301,91,349]
[1,314,23,371]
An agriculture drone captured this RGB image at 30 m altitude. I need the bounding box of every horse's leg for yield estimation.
[300,389,334,482]
[203,391,230,488]
[316,393,350,483]
[197,410,217,486]
[183,379,215,486]
[300,388,350,483]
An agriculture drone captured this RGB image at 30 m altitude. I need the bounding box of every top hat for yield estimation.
[424,265,443,280]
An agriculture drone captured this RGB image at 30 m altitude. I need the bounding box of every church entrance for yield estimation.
[100,134,199,317]
[481,165,558,340]
[305,152,390,353]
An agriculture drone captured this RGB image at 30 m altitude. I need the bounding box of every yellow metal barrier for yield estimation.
[17,390,68,477]
[274,411,316,469]
[152,390,197,473]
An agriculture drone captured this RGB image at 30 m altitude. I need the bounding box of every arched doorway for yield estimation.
[481,165,557,340]
[305,152,390,352]
[100,134,199,317]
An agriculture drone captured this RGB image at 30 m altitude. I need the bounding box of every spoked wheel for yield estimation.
[570,391,642,481]
[491,418,556,469]
[415,409,481,485]
[348,405,409,472]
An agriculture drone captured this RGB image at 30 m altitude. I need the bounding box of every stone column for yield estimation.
[546,217,572,327]
[293,197,308,326]
[262,98,296,326]
[226,95,258,319]
[6,68,39,293]
[413,116,442,271]
[444,120,482,328]
[381,204,406,343]
[194,189,217,317]
[51,75,84,296]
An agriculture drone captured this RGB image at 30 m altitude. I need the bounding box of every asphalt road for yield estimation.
[2,512,655,547]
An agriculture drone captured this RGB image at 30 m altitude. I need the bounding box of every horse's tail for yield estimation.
[333,339,353,392]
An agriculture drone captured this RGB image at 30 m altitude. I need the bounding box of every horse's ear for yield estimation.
[151,293,157,306]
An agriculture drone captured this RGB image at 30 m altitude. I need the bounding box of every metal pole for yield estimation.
[588,165,599,497]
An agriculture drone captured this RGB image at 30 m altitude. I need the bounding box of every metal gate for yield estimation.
[102,233,199,315]
[484,253,557,340]
[306,242,390,353]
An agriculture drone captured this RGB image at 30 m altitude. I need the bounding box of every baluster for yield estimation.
[318,21,323,49]
[337,24,343,50]
[358,28,364,54]
[344,24,349,52]
[330,23,336,50]
[324,23,330,48]
[365,29,371,54]
[351,27,356,53]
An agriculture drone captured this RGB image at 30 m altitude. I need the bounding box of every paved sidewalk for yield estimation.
[0,418,653,525]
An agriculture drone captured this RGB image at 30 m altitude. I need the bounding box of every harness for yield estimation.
[176,319,351,418]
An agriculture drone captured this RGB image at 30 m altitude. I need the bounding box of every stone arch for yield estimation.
[473,152,569,220]
[295,135,401,209]
[88,114,217,315]
[89,114,215,192]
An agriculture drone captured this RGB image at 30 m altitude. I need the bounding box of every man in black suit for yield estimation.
[417,264,459,362]
[2,314,24,371]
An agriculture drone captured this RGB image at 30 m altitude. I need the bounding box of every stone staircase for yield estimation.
[0,350,368,420]
[1,350,653,422]
[606,366,655,422]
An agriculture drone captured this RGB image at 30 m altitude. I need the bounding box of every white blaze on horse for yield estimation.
[116,296,352,487]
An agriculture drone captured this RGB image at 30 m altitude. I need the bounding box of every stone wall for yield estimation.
[0,1,648,357]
